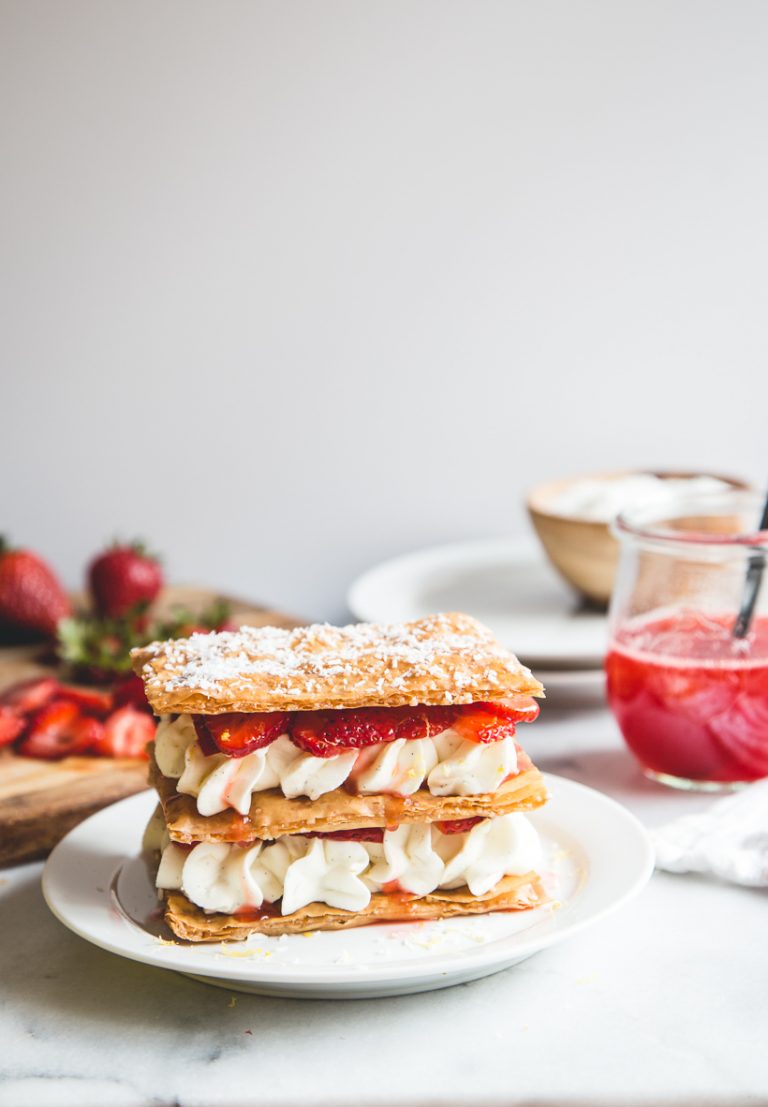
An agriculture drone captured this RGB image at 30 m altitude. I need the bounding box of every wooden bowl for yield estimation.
[527,470,751,607]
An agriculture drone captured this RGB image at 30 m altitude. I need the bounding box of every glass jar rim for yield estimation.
[612,488,768,552]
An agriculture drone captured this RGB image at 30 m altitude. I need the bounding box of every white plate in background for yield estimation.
[348,537,608,669]
[42,779,652,1000]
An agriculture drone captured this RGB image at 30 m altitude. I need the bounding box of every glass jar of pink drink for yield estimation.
[605,489,768,791]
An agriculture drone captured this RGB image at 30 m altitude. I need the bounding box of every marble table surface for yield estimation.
[1,688,766,1107]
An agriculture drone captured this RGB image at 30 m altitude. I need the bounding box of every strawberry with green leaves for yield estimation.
[88,541,163,619]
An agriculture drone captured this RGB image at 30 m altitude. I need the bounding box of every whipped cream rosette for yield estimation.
[132,613,549,941]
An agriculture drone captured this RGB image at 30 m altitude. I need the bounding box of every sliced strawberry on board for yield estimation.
[17,700,102,759]
[0,676,59,716]
[68,715,106,751]
[93,706,154,759]
[193,712,290,758]
[112,673,152,712]
[56,685,113,716]
[0,706,25,747]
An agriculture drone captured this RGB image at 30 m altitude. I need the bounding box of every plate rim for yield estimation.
[347,535,540,624]
[42,776,653,988]
[346,535,607,668]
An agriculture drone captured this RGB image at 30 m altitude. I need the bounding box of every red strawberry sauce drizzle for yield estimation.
[190,698,539,759]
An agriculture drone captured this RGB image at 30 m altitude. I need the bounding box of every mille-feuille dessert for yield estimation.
[132,612,549,942]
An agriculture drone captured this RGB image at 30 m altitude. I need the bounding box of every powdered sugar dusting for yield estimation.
[132,613,543,714]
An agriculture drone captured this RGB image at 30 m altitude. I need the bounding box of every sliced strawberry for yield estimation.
[18,700,101,759]
[475,696,540,724]
[392,705,458,741]
[290,713,339,757]
[193,711,289,758]
[435,817,484,835]
[93,706,154,759]
[321,708,396,747]
[0,676,59,715]
[291,705,457,757]
[0,706,25,747]
[56,685,113,716]
[306,828,385,842]
[69,715,106,750]
[112,673,151,713]
[194,724,219,758]
[451,705,518,745]
[288,710,381,757]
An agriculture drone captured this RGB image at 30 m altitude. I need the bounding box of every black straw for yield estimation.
[733,493,768,639]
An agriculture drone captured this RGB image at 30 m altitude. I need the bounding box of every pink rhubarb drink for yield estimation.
[606,611,768,786]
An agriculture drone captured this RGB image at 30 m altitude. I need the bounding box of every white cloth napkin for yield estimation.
[652,778,768,887]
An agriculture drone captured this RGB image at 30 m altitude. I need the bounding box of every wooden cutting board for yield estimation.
[0,587,300,866]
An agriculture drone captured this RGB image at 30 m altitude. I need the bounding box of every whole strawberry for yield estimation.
[0,538,71,638]
[88,541,163,618]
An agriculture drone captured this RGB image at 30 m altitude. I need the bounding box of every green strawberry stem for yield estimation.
[56,597,232,683]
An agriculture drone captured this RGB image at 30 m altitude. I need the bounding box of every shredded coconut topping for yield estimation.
[131,612,543,715]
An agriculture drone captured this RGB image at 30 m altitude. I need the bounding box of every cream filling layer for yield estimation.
[155,812,542,916]
[155,715,519,816]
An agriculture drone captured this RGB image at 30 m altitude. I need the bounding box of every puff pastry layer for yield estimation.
[131,612,544,716]
[150,750,547,843]
[163,872,547,941]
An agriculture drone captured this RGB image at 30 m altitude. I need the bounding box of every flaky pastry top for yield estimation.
[131,612,543,715]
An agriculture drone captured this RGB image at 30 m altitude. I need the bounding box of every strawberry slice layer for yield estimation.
[290,708,399,757]
[435,817,484,835]
[305,828,385,842]
[451,706,519,745]
[193,711,290,758]
[479,695,540,724]
[190,700,539,760]
[287,701,534,758]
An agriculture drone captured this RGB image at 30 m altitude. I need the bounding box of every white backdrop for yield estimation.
[2,1,767,621]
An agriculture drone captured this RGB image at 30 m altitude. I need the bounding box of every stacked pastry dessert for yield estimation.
[132,613,549,942]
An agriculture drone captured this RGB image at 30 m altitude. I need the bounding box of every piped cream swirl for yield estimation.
[155,715,519,815]
[155,812,541,916]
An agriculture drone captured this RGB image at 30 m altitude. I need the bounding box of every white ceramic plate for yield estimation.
[347,538,608,669]
[42,778,652,999]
